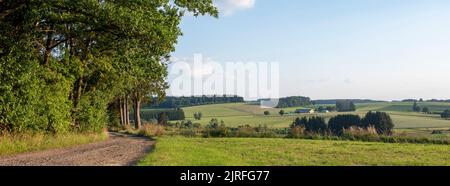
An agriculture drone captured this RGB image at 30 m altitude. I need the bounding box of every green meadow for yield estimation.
[138,102,450,166]
[139,137,450,166]
[175,102,450,129]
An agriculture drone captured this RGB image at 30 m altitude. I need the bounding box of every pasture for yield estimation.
[176,102,450,129]
[139,137,450,166]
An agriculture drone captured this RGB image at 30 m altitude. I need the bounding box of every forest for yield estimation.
[0,0,218,133]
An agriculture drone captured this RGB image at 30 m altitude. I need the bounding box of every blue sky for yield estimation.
[170,0,450,101]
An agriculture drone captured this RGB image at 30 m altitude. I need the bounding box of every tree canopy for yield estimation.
[0,0,217,133]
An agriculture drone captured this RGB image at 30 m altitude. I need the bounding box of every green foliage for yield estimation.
[203,118,228,137]
[328,114,362,135]
[0,0,217,134]
[275,96,311,108]
[158,112,169,125]
[291,116,327,134]
[413,101,421,112]
[442,110,450,119]
[264,111,270,115]
[422,107,430,113]
[140,109,186,121]
[361,111,395,135]
[336,100,356,112]
[194,112,203,120]
[279,110,285,116]
[145,95,244,109]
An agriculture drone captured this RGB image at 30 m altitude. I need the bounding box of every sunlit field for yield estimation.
[172,102,450,129]
[139,137,450,166]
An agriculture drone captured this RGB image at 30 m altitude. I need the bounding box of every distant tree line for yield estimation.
[139,109,185,123]
[401,99,450,102]
[275,96,312,108]
[291,111,394,136]
[144,95,244,109]
[336,100,356,112]
[312,99,384,105]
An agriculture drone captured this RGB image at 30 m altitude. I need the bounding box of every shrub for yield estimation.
[137,124,165,137]
[361,111,394,135]
[328,114,362,135]
[441,110,450,119]
[193,112,203,120]
[203,118,228,137]
[264,111,270,115]
[431,130,443,135]
[157,112,169,125]
[305,116,327,134]
[179,128,199,137]
[342,126,379,141]
[279,110,285,116]
[289,126,306,138]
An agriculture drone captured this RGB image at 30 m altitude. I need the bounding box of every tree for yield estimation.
[336,100,356,112]
[157,112,168,126]
[361,111,394,135]
[422,107,430,114]
[0,0,218,133]
[442,110,450,119]
[326,106,337,112]
[291,116,326,134]
[279,110,285,116]
[264,111,270,116]
[413,101,421,112]
[328,115,362,135]
[305,116,327,134]
[194,112,203,120]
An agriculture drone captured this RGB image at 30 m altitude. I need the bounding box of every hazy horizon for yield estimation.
[169,0,450,101]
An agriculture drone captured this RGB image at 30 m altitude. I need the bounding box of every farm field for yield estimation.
[176,102,450,129]
[138,137,450,166]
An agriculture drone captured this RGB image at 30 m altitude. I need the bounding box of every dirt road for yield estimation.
[0,132,155,166]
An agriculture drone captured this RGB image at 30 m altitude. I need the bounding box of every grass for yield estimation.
[177,102,450,129]
[139,137,450,166]
[0,131,108,156]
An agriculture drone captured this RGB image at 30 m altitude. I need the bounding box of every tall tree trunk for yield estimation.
[125,95,130,126]
[134,98,142,129]
[43,25,54,66]
[119,98,124,126]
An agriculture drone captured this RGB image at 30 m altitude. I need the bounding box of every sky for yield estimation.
[169,0,450,101]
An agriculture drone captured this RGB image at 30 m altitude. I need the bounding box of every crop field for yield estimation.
[139,137,450,166]
[176,102,450,129]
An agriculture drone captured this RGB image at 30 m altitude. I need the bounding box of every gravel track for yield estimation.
[0,132,155,166]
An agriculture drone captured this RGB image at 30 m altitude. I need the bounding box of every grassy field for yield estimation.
[139,137,450,166]
[0,132,108,156]
[177,102,450,129]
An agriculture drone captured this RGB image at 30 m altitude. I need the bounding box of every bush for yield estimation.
[203,118,228,137]
[137,124,165,137]
[342,126,379,141]
[193,112,202,120]
[328,114,362,135]
[279,110,285,116]
[264,111,270,115]
[361,111,394,135]
[441,110,450,119]
[289,126,306,138]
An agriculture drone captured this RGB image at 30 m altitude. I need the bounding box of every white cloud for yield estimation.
[215,0,256,16]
